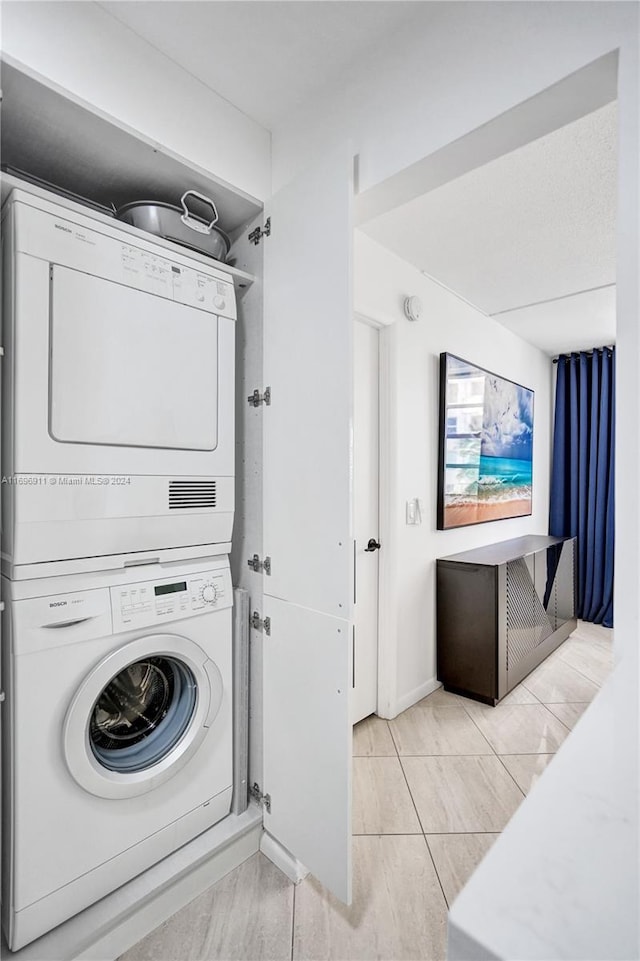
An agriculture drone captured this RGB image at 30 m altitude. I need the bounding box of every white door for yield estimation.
[262,145,353,904]
[353,320,380,724]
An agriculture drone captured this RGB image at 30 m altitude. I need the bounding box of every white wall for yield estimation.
[286,4,638,945]
[271,0,638,675]
[0,1,271,201]
[272,2,635,195]
[273,0,638,689]
[356,233,552,712]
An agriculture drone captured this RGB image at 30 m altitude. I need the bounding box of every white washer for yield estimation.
[1,555,233,951]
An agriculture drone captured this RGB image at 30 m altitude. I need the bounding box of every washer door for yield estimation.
[63,634,223,799]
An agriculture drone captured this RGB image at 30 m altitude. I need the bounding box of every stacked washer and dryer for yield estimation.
[0,188,240,950]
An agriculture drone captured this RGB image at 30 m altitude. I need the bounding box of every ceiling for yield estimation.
[496,285,616,357]
[362,101,617,355]
[98,1,424,129]
[96,2,615,357]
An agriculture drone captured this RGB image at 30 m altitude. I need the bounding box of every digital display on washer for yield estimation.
[154,581,187,596]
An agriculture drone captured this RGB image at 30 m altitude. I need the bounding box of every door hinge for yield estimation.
[250,782,271,813]
[248,217,271,246]
[247,554,271,575]
[247,387,271,407]
[0,691,5,703]
[251,611,271,635]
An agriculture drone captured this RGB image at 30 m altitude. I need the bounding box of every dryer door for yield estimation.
[50,266,219,453]
[63,633,223,799]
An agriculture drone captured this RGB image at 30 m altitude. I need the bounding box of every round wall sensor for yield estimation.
[404,295,423,322]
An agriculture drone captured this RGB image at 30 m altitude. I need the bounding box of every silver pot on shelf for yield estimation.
[116,190,231,263]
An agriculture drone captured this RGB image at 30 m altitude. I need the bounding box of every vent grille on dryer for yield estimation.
[169,480,217,510]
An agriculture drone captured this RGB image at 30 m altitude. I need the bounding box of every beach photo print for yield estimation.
[437,353,534,530]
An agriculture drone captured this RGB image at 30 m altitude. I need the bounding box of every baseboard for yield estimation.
[387,677,441,719]
[260,832,309,885]
[2,806,263,961]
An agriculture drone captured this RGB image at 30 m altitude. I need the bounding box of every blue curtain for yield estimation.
[549,349,615,627]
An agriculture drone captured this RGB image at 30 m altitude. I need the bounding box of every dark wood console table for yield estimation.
[437,535,577,705]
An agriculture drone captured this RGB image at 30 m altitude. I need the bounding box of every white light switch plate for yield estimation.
[406,498,423,525]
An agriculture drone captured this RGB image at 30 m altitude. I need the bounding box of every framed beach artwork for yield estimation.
[437,353,534,530]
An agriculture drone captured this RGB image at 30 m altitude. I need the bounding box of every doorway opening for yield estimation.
[353,50,618,722]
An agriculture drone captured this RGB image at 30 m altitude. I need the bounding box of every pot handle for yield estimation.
[180,190,219,234]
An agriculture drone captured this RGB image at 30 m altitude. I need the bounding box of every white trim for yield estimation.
[352,314,442,721]
[5,542,233,582]
[353,310,385,330]
[376,324,398,719]
[352,313,399,722]
[260,831,309,885]
[354,52,618,227]
[7,807,262,961]
[393,678,441,718]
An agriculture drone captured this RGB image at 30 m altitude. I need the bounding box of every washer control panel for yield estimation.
[110,568,231,632]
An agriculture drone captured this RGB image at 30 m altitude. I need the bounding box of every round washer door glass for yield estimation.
[64,633,223,799]
[90,656,197,773]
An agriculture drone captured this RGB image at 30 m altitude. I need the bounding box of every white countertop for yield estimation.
[448,664,639,960]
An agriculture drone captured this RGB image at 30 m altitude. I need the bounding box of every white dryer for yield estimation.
[1,187,237,575]
[1,555,233,950]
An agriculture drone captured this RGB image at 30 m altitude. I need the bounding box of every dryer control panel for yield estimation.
[111,568,231,632]
[11,195,237,320]
[119,244,235,317]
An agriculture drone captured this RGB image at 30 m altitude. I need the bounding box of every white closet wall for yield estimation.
[0,0,271,201]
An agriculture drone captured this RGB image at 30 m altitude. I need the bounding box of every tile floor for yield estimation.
[120,621,612,961]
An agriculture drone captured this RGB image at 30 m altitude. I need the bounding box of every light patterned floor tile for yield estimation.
[494,684,540,706]
[545,701,590,730]
[463,702,570,754]
[293,835,447,960]
[499,754,555,795]
[556,636,613,687]
[522,656,600,703]
[401,755,523,833]
[118,853,293,961]
[572,620,614,645]
[353,715,396,756]
[389,702,493,756]
[120,622,613,961]
[353,756,421,834]
[428,685,538,708]
[420,686,469,707]
[427,833,499,906]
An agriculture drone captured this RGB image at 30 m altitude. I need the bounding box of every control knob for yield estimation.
[201,582,218,605]
[214,295,226,310]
